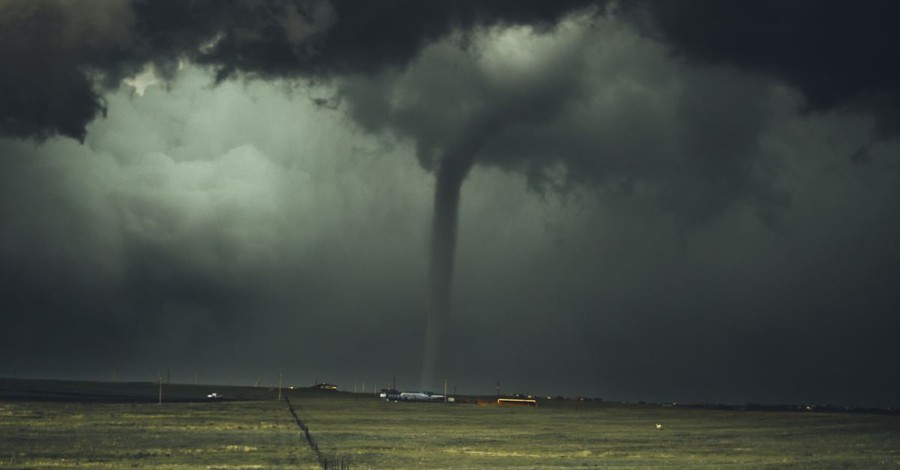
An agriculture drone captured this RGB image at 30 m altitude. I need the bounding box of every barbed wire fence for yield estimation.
[284,395,350,470]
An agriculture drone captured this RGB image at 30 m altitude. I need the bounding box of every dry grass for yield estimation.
[0,400,318,469]
[292,393,900,468]
[2,381,899,469]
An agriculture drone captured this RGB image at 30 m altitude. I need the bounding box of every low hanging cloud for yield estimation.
[0,137,291,366]
[8,0,879,222]
[333,10,798,386]
[0,69,436,380]
[338,12,791,224]
[4,1,900,143]
[625,0,900,138]
[0,0,603,142]
[0,0,133,141]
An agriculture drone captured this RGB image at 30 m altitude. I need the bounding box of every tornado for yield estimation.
[420,126,494,390]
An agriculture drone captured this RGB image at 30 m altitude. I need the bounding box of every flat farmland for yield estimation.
[294,393,900,469]
[0,399,317,469]
[2,379,899,469]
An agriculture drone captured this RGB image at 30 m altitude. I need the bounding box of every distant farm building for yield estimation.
[497,398,537,406]
[313,383,338,391]
[399,391,444,402]
[380,390,444,402]
[379,389,401,401]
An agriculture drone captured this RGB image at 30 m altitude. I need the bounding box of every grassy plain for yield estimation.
[294,393,900,469]
[0,399,317,469]
[1,378,899,468]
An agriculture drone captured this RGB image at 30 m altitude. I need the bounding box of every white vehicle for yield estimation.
[206,393,224,400]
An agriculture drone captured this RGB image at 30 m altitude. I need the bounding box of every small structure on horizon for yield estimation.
[497,397,537,407]
[313,383,338,391]
[379,389,401,401]
[400,391,444,402]
[380,389,445,402]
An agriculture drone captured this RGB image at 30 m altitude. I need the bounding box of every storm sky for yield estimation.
[2,0,899,407]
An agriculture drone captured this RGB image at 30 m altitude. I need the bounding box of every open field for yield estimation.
[0,399,316,469]
[2,378,899,468]
[294,394,900,468]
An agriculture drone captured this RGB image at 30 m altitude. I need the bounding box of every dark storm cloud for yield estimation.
[327,6,900,401]
[0,139,283,370]
[0,0,132,141]
[339,17,789,225]
[3,0,900,407]
[146,0,603,78]
[335,13,797,387]
[4,0,900,141]
[0,0,603,142]
[0,77,435,382]
[2,0,608,388]
[627,0,900,137]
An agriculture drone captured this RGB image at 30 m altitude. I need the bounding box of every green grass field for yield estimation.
[296,394,900,468]
[1,379,899,468]
[0,400,316,469]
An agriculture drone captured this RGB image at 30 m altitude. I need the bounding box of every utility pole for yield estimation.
[443,378,448,403]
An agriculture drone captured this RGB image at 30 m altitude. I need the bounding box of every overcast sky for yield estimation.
[2,0,899,407]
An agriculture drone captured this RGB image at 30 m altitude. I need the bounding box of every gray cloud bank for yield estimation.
[1,0,600,141]
[4,1,900,141]
[1,1,899,406]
